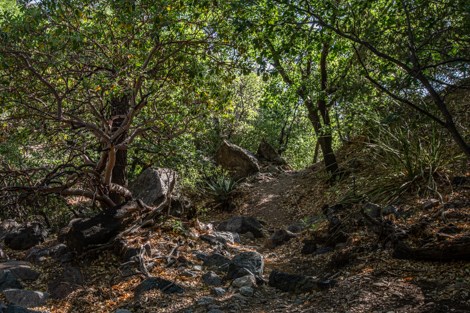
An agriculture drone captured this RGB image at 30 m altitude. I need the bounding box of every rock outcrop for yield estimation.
[215,140,259,179]
[129,168,177,206]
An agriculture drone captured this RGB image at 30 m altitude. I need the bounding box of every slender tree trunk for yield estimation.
[313,140,320,163]
[109,94,130,204]
[265,38,339,176]
[302,42,339,178]
[303,97,339,176]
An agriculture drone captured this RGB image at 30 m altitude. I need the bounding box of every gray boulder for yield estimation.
[215,140,259,179]
[4,225,47,251]
[26,244,69,264]
[3,289,48,308]
[216,216,265,238]
[227,252,264,280]
[202,271,223,287]
[239,286,254,297]
[0,261,39,281]
[129,168,177,206]
[257,139,286,165]
[232,275,256,288]
[203,253,231,272]
[200,231,240,246]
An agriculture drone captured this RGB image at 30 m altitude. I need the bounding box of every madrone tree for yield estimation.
[0,0,228,209]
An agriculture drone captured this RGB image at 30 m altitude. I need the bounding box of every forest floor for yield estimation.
[2,156,470,313]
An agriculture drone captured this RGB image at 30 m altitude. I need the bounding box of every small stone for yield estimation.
[194,251,208,261]
[181,270,197,278]
[115,310,133,313]
[422,199,439,210]
[202,271,223,287]
[3,289,49,308]
[0,261,40,281]
[193,265,203,271]
[207,309,224,313]
[216,216,264,238]
[239,286,254,297]
[266,229,297,248]
[134,277,184,298]
[201,232,240,245]
[212,287,226,297]
[197,296,215,306]
[232,275,256,288]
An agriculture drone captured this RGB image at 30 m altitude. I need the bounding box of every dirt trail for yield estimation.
[233,169,327,228]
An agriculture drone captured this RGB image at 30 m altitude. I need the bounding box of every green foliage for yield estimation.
[0,0,469,225]
[366,119,459,203]
[170,219,185,234]
[203,170,238,211]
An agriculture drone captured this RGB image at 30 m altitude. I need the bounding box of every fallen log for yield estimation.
[64,200,151,252]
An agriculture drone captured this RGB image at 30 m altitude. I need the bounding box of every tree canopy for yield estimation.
[0,0,469,215]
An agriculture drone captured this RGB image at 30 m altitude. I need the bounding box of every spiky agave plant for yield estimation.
[204,172,238,211]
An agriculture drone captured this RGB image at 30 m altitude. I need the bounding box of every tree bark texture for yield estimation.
[109,94,130,204]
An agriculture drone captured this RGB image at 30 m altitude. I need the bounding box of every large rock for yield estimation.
[215,140,259,179]
[216,216,265,238]
[0,261,39,281]
[268,271,335,293]
[3,289,48,308]
[4,225,47,251]
[203,253,231,272]
[226,251,264,280]
[257,139,286,165]
[129,168,177,206]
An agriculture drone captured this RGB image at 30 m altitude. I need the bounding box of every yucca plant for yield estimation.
[366,120,458,203]
[204,172,238,211]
